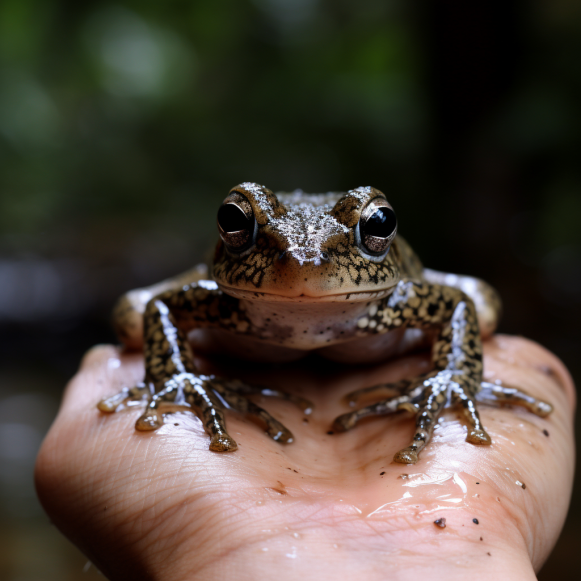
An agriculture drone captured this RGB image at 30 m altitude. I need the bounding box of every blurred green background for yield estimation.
[0,0,579,578]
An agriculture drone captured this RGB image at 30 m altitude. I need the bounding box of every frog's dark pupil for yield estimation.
[364,208,396,238]
[218,204,250,233]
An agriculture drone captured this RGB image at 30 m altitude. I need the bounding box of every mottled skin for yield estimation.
[100,183,552,463]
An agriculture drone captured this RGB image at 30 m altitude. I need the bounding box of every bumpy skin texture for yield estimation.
[101,183,553,463]
[213,185,399,296]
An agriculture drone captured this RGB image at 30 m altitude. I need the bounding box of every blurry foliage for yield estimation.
[0,0,425,256]
[0,0,579,278]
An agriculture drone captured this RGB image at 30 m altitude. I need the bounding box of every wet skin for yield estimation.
[35,337,575,581]
[100,183,553,463]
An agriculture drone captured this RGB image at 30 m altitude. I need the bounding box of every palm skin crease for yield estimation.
[35,336,575,581]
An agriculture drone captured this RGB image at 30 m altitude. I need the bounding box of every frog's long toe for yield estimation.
[332,394,420,432]
[392,381,449,464]
[346,372,439,407]
[210,433,238,452]
[135,406,164,431]
[466,428,492,445]
[452,388,492,446]
[212,382,294,444]
[173,377,240,451]
[97,383,151,413]
[259,389,313,415]
[222,379,313,414]
[135,384,183,431]
[478,381,553,417]
[393,445,420,464]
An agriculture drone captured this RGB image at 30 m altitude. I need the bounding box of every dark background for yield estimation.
[0,0,579,578]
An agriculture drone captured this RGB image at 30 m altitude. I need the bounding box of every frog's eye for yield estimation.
[217,193,256,253]
[358,198,397,257]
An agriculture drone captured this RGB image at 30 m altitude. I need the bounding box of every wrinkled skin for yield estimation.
[35,336,575,581]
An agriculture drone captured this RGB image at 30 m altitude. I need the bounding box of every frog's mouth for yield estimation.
[216,284,397,302]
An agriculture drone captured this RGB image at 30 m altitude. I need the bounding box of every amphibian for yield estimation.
[99,183,552,464]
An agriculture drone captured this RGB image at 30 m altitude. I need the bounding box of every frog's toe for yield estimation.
[270,428,293,444]
[393,446,419,464]
[332,394,420,432]
[344,379,410,407]
[478,381,554,418]
[332,412,358,432]
[466,428,492,445]
[213,383,295,444]
[261,390,313,415]
[390,379,448,463]
[344,372,436,406]
[97,383,151,413]
[209,433,238,452]
[135,407,164,431]
[533,401,553,417]
[97,391,128,413]
[244,402,294,444]
[452,384,492,446]
[222,379,313,414]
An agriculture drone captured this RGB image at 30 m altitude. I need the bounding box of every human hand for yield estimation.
[35,336,575,581]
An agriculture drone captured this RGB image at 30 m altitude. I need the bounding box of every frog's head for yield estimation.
[212,182,401,302]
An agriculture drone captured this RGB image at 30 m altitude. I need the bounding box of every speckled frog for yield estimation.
[99,183,552,464]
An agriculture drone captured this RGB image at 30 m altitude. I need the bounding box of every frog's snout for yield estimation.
[282,250,331,267]
[297,251,330,267]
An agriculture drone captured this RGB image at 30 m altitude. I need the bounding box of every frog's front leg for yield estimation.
[333,281,551,464]
[99,283,308,452]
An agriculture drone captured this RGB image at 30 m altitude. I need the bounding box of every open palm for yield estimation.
[36,335,575,581]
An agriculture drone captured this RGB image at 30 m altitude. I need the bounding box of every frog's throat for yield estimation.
[216,284,397,303]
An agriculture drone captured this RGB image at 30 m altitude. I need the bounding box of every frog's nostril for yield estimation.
[288,249,326,266]
[278,250,287,261]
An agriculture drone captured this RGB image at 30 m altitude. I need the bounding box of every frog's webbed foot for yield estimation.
[334,372,554,465]
[333,371,491,465]
[98,373,309,452]
[477,381,553,417]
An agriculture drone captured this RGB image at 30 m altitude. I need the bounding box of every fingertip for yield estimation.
[79,344,122,370]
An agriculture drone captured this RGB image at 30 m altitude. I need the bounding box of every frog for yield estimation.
[98,182,553,464]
